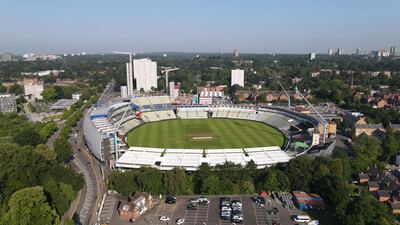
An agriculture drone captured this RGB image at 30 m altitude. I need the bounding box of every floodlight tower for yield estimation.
[271,70,291,108]
[278,80,291,109]
[113,103,132,161]
[295,87,328,143]
[114,51,135,96]
[161,67,179,93]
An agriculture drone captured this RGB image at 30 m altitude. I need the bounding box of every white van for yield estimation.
[293,215,311,223]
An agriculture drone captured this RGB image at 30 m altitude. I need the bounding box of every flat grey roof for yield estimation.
[50,99,78,110]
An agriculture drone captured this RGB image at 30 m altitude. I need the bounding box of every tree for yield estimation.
[342,194,395,225]
[381,129,400,162]
[44,179,69,216]
[285,155,313,191]
[53,137,73,163]
[1,186,60,225]
[13,129,42,146]
[0,85,7,93]
[201,175,220,195]
[41,86,57,101]
[163,168,187,195]
[352,134,383,172]
[8,84,23,95]
[35,144,57,162]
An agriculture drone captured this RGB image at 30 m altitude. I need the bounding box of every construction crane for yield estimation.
[113,51,134,59]
[295,86,328,143]
[161,67,179,93]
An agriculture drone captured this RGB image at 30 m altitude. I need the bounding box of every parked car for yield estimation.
[231,200,242,207]
[187,203,198,210]
[220,197,231,208]
[220,211,231,220]
[221,206,232,212]
[231,215,243,223]
[166,196,176,204]
[176,218,185,224]
[159,216,170,221]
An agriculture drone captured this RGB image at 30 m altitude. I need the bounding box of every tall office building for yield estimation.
[328,48,334,56]
[390,46,397,56]
[120,86,128,98]
[356,48,362,55]
[231,69,244,87]
[337,48,344,55]
[133,58,157,92]
[309,52,316,60]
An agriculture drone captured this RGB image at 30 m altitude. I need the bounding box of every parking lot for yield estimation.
[129,195,298,225]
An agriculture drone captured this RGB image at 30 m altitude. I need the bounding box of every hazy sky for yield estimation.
[0,0,399,54]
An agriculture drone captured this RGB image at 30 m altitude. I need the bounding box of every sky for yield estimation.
[0,0,399,54]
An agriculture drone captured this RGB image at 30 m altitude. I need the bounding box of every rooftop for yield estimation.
[50,99,78,110]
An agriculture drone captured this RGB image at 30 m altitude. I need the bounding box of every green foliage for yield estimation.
[39,121,58,141]
[0,85,7,93]
[163,168,188,195]
[0,143,83,220]
[41,86,57,101]
[34,144,57,162]
[13,128,42,147]
[341,194,395,225]
[1,186,60,225]
[8,84,23,95]
[53,137,72,163]
[351,134,383,172]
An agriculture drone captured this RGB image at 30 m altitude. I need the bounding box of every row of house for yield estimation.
[357,166,400,215]
[355,92,400,108]
[341,111,400,137]
[235,90,313,102]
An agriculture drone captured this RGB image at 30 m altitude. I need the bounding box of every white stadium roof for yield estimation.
[115,146,291,171]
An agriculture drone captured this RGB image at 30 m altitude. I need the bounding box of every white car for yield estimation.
[159,216,170,221]
[176,218,185,224]
[221,206,232,211]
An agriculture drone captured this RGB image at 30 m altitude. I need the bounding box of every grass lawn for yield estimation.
[126,118,285,149]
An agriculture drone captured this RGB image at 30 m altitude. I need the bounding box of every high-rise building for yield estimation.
[231,69,244,87]
[120,86,128,98]
[233,49,239,58]
[309,52,316,60]
[337,48,344,55]
[356,48,362,55]
[328,48,334,56]
[1,52,12,61]
[133,58,157,92]
[390,46,397,56]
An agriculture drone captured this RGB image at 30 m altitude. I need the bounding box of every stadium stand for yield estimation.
[114,146,291,171]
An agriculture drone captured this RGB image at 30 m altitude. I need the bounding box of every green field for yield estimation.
[126,118,285,149]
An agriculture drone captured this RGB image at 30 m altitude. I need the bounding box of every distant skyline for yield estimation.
[0,0,399,54]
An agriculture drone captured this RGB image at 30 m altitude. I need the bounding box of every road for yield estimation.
[70,80,115,224]
[70,115,107,225]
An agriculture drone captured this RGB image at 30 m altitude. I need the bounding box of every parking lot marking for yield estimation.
[252,201,260,225]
